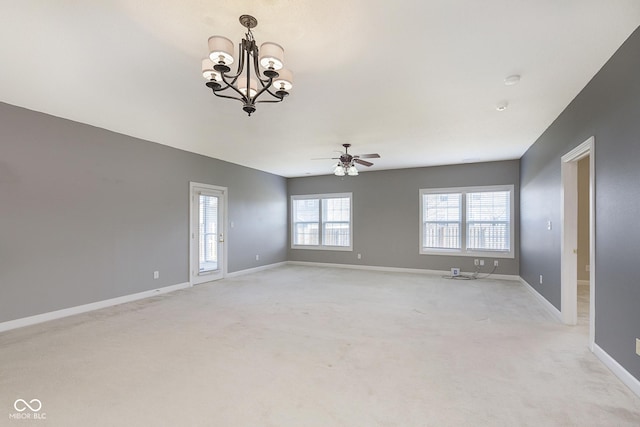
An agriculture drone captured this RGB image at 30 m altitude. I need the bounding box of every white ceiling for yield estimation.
[2,1,639,177]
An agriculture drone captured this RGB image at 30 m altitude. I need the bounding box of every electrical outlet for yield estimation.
[636,338,640,356]
[480,260,484,266]
[357,253,362,259]
[547,220,552,230]
[494,260,499,267]
[255,254,259,261]
[153,271,159,279]
[539,275,543,284]
[474,259,479,266]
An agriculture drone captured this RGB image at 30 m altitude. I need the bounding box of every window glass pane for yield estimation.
[423,193,461,222]
[323,197,350,221]
[292,199,319,245]
[292,195,352,249]
[467,191,510,251]
[322,197,350,246]
[199,194,218,272]
[294,223,319,245]
[294,199,319,222]
[323,223,350,246]
[422,193,461,249]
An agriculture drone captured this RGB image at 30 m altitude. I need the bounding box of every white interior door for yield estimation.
[190,183,227,285]
[561,137,595,349]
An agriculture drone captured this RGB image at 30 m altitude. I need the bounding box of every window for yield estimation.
[199,194,218,272]
[420,185,514,257]
[291,193,352,250]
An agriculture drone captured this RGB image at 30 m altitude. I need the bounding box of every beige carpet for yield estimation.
[1,265,639,426]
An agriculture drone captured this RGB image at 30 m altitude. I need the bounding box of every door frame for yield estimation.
[189,182,228,285]
[560,136,595,349]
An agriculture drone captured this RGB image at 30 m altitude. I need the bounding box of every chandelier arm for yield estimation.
[243,40,254,100]
[256,76,272,85]
[255,83,286,102]
[251,78,277,103]
[218,69,249,103]
[251,54,272,86]
[220,41,247,82]
[248,50,278,102]
[213,40,248,84]
[211,91,246,103]
[255,98,285,104]
[263,88,286,99]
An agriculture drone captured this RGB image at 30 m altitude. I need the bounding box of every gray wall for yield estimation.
[0,102,287,323]
[520,27,640,380]
[288,161,520,275]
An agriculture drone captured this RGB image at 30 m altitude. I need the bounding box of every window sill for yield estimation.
[420,249,514,259]
[291,245,353,252]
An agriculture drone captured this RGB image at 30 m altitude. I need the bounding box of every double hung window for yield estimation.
[420,185,514,257]
[291,193,352,250]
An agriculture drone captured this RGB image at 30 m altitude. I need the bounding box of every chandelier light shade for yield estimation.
[201,58,220,81]
[273,68,293,91]
[258,42,284,70]
[208,36,235,65]
[237,77,258,98]
[202,15,293,116]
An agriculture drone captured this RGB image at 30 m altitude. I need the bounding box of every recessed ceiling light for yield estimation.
[496,102,508,111]
[504,75,521,86]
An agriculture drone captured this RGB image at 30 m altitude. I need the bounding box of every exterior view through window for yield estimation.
[291,193,352,250]
[199,194,218,272]
[420,185,513,257]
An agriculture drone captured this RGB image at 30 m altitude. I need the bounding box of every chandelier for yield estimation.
[201,15,293,116]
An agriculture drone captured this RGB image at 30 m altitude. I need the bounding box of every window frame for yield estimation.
[291,192,353,251]
[419,185,514,258]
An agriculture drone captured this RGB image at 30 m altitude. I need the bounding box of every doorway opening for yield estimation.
[190,183,228,285]
[576,155,590,327]
[561,136,595,350]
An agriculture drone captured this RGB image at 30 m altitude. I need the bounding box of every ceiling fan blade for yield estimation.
[354,158,373,167]
[311,157,340,160]
[356,153,380,159]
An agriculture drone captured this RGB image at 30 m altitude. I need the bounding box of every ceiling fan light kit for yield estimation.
[201,15,293,116]
[330,144,380,177]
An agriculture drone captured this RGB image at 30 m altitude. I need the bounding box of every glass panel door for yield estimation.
[191,183,226,285]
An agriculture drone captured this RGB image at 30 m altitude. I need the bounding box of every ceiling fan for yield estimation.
[316,144,381,176]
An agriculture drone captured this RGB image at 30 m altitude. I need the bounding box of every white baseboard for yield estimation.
[519,277,563,322]
[593,344,640,398]
[287,261,519,281]
[0,281,191,333]
[225,261,287,278]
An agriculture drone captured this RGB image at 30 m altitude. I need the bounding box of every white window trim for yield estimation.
[419,185,514,258]
[291,192,353,251]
